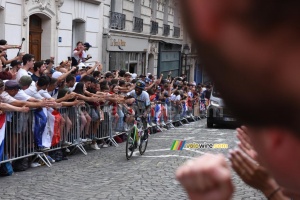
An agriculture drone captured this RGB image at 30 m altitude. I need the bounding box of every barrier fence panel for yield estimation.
[87,104,118,147]
[2,111,35,163]
[0,101,203,169]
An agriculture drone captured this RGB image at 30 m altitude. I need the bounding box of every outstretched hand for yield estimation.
[236,126,258,161]
[229,149,289,199]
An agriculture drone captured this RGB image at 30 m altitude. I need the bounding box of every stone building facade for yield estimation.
[0,0,103,65]
[102,0,187,78]
[0,0,202,82]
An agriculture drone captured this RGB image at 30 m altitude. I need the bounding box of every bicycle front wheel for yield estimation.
[139,130,148,155]
[126,127,135,160]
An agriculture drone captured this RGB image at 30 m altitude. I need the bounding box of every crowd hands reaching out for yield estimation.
[176,126,292,200]
[0,39,208,125]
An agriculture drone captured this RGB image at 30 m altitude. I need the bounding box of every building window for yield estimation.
[133,17,143,33]
[110,0,125,30]
[173,26,180,38]
[110,12,126,30]
[150,21,158,35]
[163,24,170,36]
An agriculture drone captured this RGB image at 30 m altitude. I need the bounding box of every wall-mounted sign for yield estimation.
[110,39,126,47]
[107,36,148,52]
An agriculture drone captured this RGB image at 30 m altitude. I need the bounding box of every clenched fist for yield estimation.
[176,154,234,200]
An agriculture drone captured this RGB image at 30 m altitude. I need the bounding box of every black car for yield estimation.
[206,88,238,128]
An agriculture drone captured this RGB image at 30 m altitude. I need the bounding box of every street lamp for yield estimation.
[183,44,190,81]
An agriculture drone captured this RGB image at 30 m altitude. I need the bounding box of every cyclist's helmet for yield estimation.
[135,80,146,90]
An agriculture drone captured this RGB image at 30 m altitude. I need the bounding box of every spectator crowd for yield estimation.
[0,40,211,172]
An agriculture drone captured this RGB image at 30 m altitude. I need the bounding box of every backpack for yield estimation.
[0,156,14,176]
[12,158,29,172]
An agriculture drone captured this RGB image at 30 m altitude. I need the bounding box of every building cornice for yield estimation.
[109,29,183,44]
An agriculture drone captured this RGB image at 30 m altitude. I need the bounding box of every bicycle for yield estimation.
[125,115,148,160]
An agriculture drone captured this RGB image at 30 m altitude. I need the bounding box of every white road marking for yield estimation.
[134,155,194,159]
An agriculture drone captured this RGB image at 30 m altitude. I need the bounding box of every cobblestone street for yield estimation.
[0,120,265,200]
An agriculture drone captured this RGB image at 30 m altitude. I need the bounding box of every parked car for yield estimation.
[207,88,238,128]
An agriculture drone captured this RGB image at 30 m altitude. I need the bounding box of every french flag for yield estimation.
[0,114,6,161]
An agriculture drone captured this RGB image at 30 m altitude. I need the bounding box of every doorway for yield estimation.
[29,15,43,61]
[129,63,137,73]
[72,19,85,51]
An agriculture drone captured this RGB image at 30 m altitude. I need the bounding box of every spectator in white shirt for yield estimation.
[24,76,55,101]
[16,54,35,82]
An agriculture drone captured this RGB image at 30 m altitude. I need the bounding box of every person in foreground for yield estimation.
[176,0,300,199]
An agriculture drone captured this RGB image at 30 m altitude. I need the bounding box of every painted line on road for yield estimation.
[133,155,194,159]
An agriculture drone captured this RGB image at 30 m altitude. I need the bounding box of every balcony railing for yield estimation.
[110,12,126,30]
[173,26,180,38]
[150,21,158,35]
[163,24,170,36]
[133,17,143,33]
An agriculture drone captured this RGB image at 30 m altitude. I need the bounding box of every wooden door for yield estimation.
[29,15,42,61]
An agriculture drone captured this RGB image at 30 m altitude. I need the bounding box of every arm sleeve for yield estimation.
[0,72,12,80]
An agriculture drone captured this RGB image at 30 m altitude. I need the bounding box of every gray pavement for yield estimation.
[0,120,265,200]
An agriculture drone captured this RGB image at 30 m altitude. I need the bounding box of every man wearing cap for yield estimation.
[83,42,92,62]
[14,76,39,102]
[1,80,52,107]
[43,68,55,78]
[0,80,29,112]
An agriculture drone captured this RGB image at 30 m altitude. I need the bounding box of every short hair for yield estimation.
[93,71,100,77]
[119,70,126,77]
[80,75,91,83]
[100,84,109,91]
[49,78,57,86]
[45,59,54,65]
[111,79,119,85]
[119,80,126,87]
[37,76,50,87]
[105,72,114,78]
[66,74,75,83]
[22,54,34,66]
[0,40,7,45]
[33,61,44,72]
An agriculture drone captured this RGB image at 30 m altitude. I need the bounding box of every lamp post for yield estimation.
[183,44,190,81]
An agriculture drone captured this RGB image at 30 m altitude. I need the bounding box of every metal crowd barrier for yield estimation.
[0,101,203,168]
[85,103,118,147]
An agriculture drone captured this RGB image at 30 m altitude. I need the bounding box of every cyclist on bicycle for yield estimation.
[126,80,151,141]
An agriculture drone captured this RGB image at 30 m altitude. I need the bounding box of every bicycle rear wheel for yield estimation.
[139,130,148,155]
[126,127,135,160]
